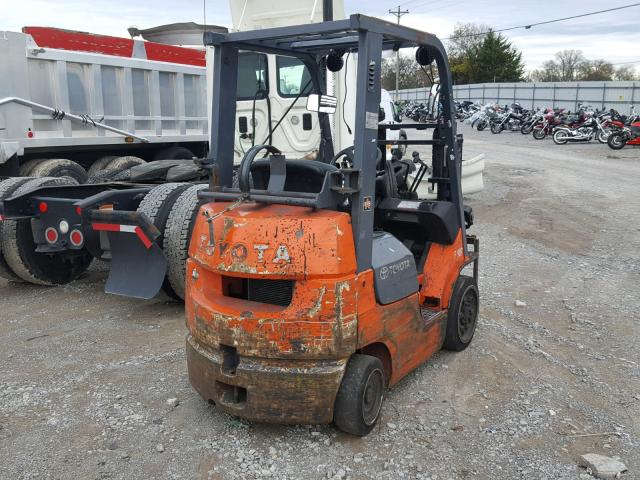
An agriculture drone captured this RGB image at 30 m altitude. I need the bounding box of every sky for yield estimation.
[1,0,638,73]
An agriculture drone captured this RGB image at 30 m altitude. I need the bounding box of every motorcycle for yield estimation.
[490,104,530,134]
[552,112,610,145]
[606,110,640,149]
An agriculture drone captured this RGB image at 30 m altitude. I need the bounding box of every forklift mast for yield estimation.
[203,14,464,273]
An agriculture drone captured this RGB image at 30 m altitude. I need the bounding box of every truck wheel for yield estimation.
[0,177,34,281]
[105,156,145,171]
[86,167,131,184]
[153,146,194,161]
[87,155,117,177]
[443,275,479,351]
[137,183,191,298]
[334,354,385,436]
[19,158,48,177]
[163,184,206,300]
[30,159,88,184]
[1,177,93,285]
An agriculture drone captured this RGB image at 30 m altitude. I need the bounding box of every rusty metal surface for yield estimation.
[186,335,346,424]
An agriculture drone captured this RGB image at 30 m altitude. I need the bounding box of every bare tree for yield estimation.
[447,22,491,58]
[578,60,614,81]
[555,50,586,81]
[614,65,638,81]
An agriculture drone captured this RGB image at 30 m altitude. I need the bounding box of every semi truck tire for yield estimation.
[163,184,206,300]
[0,177,34,281]
[86,167,131,184]
[18,158,48,177]
[105,156,145,171]
[0,177,93,285]
[137,183,191,298]
[87,155,118,177]
[30,159,88,184]
[153,146,194,161]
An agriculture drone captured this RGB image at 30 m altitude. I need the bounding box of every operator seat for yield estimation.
[249,158,339,194]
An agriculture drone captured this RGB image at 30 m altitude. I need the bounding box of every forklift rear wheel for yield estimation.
[333,354,385,436]
[0,177,93,285]
[0,177,34,281]
[443,275,479,351]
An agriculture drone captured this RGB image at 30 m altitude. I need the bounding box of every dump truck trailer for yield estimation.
[0,26,213,179]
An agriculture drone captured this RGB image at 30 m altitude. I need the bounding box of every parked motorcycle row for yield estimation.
[454,101,640,150]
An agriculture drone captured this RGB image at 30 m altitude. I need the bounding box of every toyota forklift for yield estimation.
[185,14,479,436]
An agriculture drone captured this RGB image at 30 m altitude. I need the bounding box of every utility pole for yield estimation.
[389,5,409,101]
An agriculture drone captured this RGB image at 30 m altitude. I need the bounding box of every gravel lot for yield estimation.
[1,126,639,480]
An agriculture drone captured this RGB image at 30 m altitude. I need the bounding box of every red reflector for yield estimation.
[75,206,82,216]
[69,229,84,247]
[38,202,48,213]
[27,130,34,138]
[45,227,58,243]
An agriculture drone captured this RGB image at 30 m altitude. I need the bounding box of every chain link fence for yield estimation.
[396,81,639,114]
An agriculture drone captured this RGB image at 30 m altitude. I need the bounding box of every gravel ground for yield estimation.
[1,126,639,480]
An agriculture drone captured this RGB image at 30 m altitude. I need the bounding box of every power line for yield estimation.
[612,60,640,65]
[442,2,640,40]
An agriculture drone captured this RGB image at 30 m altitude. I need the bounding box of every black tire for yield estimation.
[520,124,533,135]
[137,183,191,298]
[443,275,479,351]
[0,177,34,281]
[333,354,385,436]
[1,177,93,285]
[105,156,145,171]
[607,133,626,150]
[476,121,487,132]
[596,130,608,144]
[29,159,88,184]
[18,158,47,177]
[86,155,118,177]
[532,128,547,140]
[86,167,131,184]
[163,184,207,300]
[153,146,194,161]
[490,123,502,134]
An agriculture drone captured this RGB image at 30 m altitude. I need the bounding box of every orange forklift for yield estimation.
[185,14,479,435]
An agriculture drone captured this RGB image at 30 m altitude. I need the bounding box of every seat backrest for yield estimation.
[250,159,338,194]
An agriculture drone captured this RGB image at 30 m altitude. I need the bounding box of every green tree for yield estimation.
[447,22,490,84]
[469,31,525,83]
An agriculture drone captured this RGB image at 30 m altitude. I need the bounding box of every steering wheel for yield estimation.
[331,146,383,171]
[237,144,281,194]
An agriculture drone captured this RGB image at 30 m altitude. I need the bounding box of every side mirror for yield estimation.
[306,94,337,114]
[378,107,386,122]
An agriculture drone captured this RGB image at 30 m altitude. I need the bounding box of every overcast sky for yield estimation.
[1,0,638,72]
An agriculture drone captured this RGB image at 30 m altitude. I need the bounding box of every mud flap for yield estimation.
[105,231,167,299]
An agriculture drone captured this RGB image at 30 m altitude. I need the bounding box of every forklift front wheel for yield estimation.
[333,354,385,436]
[443,275,479,351]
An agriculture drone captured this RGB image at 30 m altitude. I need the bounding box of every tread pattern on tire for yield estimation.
[105,156,145,171]
[137,183,191,298]
[0,177,34,281]
[87,155,117,177]
[87,167,131,184]
[18,158,47,177]
[29,158,88,184]
[0,177,93,285]
[163,184,206,300]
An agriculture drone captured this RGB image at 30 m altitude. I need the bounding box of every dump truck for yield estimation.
[0,25,216,180]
